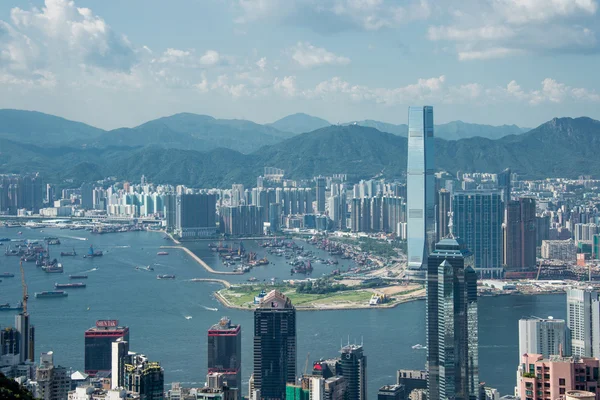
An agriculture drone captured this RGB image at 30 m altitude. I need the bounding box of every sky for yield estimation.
[0,0,599,130]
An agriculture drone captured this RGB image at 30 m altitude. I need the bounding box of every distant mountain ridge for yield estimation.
[268,113,331,134]
[0,115,598,186]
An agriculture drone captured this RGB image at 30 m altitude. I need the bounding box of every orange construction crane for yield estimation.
[20,261,28,314]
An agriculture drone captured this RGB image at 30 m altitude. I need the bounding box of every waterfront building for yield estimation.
[220,205,265,236]
[268,203,281,233]
[567,288,600,357]
[253,290,296,400]
[15,312,35,364]
[0,173,43,214]
[123,353,164,399]
[208,317,241,399]
[351,198,361,233]
[516,354,600,400]
[504,198,537,272]
[340,344,367,400]
[316,176,326,214]
[427,236,479,400]
[164,194,177,231]
[406,106,435,277]
[437,189,451,242]
[453,190,503,278]
[84,320,130,375]
[175,193,217,238]
[541,239,577,261]
[378,384,404,400]
[518,317,571,358]
[35,351,71,400]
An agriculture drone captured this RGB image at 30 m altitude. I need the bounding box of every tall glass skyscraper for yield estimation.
[427,237,479,400]
[407,106,435,277]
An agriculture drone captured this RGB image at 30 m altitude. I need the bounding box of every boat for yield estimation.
[83,245,103,258]
[61,249,77,256]
[69,274,88,279]
[0,302,23,311]
[0,272,15,278]
[157,251,169,256]
[145,265,154,271]
[45,238,61,245]
[411,344,427,350]
[42,263,64,273]
[157,274,175,280]
[55,282,86,289]
[35,291,68,298]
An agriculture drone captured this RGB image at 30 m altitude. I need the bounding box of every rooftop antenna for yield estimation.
[447,211,455,239]
[361,336,364,346]
[347,335,350,346]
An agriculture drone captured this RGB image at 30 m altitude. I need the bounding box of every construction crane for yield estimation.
[304,352,310,375]
[536,259,543,281]
[20,261,28,314]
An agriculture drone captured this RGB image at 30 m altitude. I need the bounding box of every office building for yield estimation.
[516,354,600,400]
[378,385,404,400]
[175,193,217,238]
[111,338,129,390]
[339,344,367,400]
[575,224,599,245]
[504,198,537,272]
[453,190,503,278]
[164,194,177,231]
[437,189,451,241]
[196,386,238,400]
[123,353,164,399]
[35,351,71,400]
[253,290,296,399]
[15,312,35,364]
[351,198,361,233]
[406,106,435,277]
[84,320,130,375]
[427,236,479,400]
[518,317,571,358]
[536,216,551,247]
[208,317,241,398]
[397,370,427,397]
[567,288,600,357]
[316,177,326,214]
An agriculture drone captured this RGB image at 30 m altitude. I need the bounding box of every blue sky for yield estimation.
[0,0,599,129]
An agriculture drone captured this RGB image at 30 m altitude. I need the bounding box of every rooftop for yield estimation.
[259,290,293,309]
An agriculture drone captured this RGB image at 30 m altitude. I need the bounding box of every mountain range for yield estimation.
[0,108,598,186]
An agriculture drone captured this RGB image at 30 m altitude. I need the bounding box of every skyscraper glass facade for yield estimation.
[407,106,435,276]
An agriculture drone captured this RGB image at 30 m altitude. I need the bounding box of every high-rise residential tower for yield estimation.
[253,290,296,400]
[316,176,326,214]
[406,106,435,277]
[518,316,571,358]
[208,317,242,398]
[566,288,600,357]
[427,236,479,400]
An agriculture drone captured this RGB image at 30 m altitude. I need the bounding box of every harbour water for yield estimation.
[0,227,567,398]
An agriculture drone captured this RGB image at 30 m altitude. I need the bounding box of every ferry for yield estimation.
[411,344,427,350]
[69,275,88,279]
[55,282,86,289]
[0,272,15,278]
[35,291,68,298]
[157,274,176,280]
[157,251,169,256]
[42,263,64,273]
[0,302,23,311]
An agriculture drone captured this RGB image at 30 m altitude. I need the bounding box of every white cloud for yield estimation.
[256,57,267,71]
[199,50,221,66]
[273,75,298,96]
[232,0,431,31]
[427,0,600,60]
[494,78,600,104]
[290,42,350,68]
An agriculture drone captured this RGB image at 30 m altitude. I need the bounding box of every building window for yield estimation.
[560,388,566,395]
[559,379,565,386]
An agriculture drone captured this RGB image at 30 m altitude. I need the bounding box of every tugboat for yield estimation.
[157,274,176,280]
[83,245,103,258]
[157,251,169,256]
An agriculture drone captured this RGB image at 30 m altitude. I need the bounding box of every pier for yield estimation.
[160,246,243,275]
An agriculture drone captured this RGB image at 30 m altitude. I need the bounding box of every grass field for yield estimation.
[219,284,378,309]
